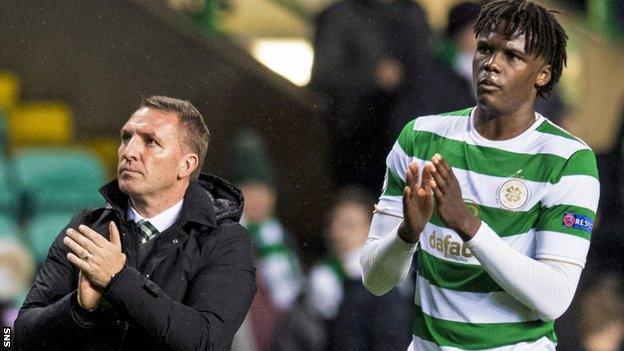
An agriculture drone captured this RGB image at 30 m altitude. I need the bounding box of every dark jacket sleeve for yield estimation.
[14,213,102,350]
[103,222,256,350]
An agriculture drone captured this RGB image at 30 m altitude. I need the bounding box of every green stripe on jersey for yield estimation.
[429,202,541,238]
[440,107,473,116]
[397,119,417,156]
[388,180,593,239]
[536,119,584,142]
[412,305,556,349]
[560,149,598,178]
[383,168,405,196]
[397,131,597,183]
[537,204,595,240]
[418,249,503,293]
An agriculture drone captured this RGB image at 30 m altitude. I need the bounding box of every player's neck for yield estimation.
[473,102,537,141]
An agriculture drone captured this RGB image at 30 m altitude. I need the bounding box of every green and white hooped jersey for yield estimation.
[381,107,599,350]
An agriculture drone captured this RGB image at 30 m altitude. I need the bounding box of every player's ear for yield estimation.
[535,64,551,88]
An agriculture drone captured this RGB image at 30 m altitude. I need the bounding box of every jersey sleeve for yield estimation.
[361,120,419,296]
[377,119,417,216]
[535,148,600,267]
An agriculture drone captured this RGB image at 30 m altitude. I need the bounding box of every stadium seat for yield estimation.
[0,157,18,219]
[83,137,119,180]
[0,109,8,156]
[7,101,72,148]
[13,148,106,216]
[0,214,19,240]
[25,212,74,263]
[0,71,20,112]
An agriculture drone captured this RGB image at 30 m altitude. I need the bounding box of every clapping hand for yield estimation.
[428,154,480,241]
[398,161,434,243]
[63,221,126,311]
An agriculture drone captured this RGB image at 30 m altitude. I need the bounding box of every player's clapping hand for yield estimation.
[428,154,480,241]
[398,161,434,243]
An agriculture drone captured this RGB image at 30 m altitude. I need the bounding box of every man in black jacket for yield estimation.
[14,96,256,350]
[310,0,433,195]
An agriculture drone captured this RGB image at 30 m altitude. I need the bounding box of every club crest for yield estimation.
[498,177,529,211]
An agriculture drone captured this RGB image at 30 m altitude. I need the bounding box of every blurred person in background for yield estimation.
[0,237,35,327]
[578,272,624,351]
[388,1,479,138]
[272,187,412,351]
[438,2,483,92]
[310,0,433,195]
[435,0,485,108]
[230,130,303,351]
[14,96,256,350]
[362,1,600,349]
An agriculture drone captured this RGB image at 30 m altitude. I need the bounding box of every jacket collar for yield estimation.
[99,179,217,228]
[177,180,217,228]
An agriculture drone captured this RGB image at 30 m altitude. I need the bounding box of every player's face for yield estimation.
[117,107,186,198]
[473,30,551,113]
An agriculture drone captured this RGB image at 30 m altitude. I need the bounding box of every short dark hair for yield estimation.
[474,0,568,97]
[140,96,210,179]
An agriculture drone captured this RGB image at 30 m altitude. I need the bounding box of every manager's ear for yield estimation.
[178,153,198,179]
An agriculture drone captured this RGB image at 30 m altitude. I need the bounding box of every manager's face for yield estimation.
[117,107,186,198]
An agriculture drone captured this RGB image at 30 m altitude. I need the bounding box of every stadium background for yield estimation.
[0,0,622,350]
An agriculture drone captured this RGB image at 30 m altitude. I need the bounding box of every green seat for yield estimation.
[25,212,74,263]
[14,148,105,216]
[0,157,18,219]
[0,214,19,240]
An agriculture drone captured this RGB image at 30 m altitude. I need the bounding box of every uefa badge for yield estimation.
[497,176,529,211]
